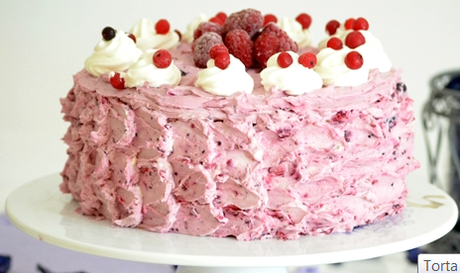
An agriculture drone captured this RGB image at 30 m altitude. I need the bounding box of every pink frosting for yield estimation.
[60,42,419,240]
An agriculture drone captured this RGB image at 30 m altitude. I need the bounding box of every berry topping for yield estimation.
[153,49,172,68]
[298,52,317,68]
[345,31,366,49]
[344,51,364,70]
[110,72,125,90]
[223,8,264,38]
[214,52,230,69]
[344,18,355,30]
[352,17,369,31]
[193,22,224,39]
[326,37,343,50]
[174,29,182,41]
[193,32,223,68]
[277,52,293,68]
[215,12,228,23]
[261,23,298,52]
[155,19,170,34]
[325,20,340,36]
[102,27,116,41]
[209,44,229,59]
[224,29,254,68]
[193,22,224,40]
[295,13,312,29]
[264,14,278,26]
[127,33,136,43]
[209,16,225,26]
[254,32,281,68]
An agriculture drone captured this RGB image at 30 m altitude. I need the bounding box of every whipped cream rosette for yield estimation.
[195,54,254,96]
[261,51,322,95]
[277,17,313,47]
[130,18,180,51]
[182,13,208,43]
[84,28,142,77]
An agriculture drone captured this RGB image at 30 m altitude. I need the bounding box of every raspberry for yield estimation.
[209,44,229,59]
[214,52,230,69]
[223,8,264,38]
[254,32,280,68]
[261,22,298,52]
[224,29,254,68]
[193,22,224,40]
[193,32,223,68]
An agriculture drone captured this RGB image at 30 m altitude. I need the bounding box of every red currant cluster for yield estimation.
[276,52,317,69]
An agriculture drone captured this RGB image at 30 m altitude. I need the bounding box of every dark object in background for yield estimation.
[0,255,11,273]
[422,71,460,253]
[37,264,87,273]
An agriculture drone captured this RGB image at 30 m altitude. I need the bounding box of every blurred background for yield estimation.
[1,0,460,272]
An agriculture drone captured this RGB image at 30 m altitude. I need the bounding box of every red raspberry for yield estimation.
[254,32,280,68]
[214,52,230,69]
[261,22,298,52]
[209,44,229,59]
[223,8,264,38]
[224,29,254,68]
[193,32,223,68]
[193,22,224,40]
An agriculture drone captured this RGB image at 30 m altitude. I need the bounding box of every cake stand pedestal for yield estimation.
[5,174,458,273]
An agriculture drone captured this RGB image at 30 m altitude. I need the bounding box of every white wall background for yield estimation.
[1,0,460,213]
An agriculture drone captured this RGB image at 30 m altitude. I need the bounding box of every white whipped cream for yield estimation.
[195,55,254,96]
[353,31,392,72]
[277,17,313,47]
[130,18,180,51]
[260,51,323,95]
[182,13,208,43]
[318,28,350,49]
[122,49,181,88]
[84,30,142,77]
[314,47,369,87]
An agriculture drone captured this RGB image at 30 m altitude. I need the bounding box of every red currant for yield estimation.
[344,18,355,30]
[344,51,364,70]
[352,17,369,31]
[209,16,225,26]
[345,31,365,49]
[215,12,227,23]
[296,13,312,29]
[298,52,317,68]
[264,14,278,26]
[326,37,343,50]
[110,73,125,90]
[277,51,293,68]
[209,44,229,59]
[127,33,136,43]
[214,52,230,69]
[102,27,116,41]
[155,19,170,34]
[153,49,172,68]
[325,20,340,35]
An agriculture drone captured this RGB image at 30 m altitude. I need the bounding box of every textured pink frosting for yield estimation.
[60,43,419,240]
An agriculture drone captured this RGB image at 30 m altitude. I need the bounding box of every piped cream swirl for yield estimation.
[278,17,313,47]
[123,49,181,88]
[261,51,322,95]
[182,13,208,43]
[314,47,369,87]
[195,55,254,96]
[84,30,142,77]
[130,18,180,51]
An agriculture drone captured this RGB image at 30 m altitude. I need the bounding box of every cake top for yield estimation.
[83,8,392,96]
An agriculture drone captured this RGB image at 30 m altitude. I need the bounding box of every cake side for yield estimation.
[60,43,418,240]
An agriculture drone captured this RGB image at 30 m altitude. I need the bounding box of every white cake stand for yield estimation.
[5,174,458,273]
